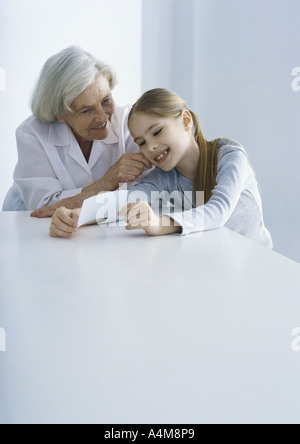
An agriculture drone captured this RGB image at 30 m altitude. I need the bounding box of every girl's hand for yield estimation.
[49,207,81,238]
[119,202,182,237]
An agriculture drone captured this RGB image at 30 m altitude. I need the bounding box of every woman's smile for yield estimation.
[91,121,108,132]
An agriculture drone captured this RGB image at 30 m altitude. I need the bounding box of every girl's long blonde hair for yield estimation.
[128,88,220,204]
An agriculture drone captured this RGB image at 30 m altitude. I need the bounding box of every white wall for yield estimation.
[1,0,299,262]
[142,0,300,263]
[0,0,142,208]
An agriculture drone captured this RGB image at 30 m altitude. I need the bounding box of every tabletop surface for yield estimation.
[0,211,300,424]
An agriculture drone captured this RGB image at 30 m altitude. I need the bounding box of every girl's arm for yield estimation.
[120,147,249,237]
[168,147,250,235]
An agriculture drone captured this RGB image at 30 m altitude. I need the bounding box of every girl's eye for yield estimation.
[139,141,146,147]
[154,129,162,137]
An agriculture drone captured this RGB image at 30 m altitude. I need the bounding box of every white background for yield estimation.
[1,0,300,263]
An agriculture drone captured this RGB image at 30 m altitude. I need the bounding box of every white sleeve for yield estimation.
[122,105,140,155]
[124,128,139,155]
[13,128,82,211]
[169,148,249,235]
[116,104,153,188]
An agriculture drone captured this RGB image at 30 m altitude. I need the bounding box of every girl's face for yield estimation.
[129,111,195,172]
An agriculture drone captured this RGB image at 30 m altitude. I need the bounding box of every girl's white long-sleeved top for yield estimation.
[3,105,139,211]
[127,139,273,248]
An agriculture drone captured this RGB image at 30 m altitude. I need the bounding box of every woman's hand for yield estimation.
[49,207,81,238]
[82,153,153,199]
[31,196,85,219]
[119,202,182,236]
[96,153,153,191]
[31,153,152,219]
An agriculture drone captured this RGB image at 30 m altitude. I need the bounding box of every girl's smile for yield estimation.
[154,148,171,163]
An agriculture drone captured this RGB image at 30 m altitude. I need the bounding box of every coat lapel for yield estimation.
[67,138,92,175]
[88,124,119,169]
[48,120,120,175]
[48,121,91,174]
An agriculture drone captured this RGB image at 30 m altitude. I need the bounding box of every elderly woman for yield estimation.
[2,46,152,217]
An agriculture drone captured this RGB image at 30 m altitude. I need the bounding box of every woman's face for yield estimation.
[59,75,115,142]
[128,112,193,172]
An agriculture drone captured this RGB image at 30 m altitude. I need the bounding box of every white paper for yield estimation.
[78,190,129,228]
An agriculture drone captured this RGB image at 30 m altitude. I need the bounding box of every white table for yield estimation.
[0,211,300,424]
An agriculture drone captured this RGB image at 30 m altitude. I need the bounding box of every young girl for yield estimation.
[49,88,273,248]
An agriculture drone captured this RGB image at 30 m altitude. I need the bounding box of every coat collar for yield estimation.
[47,120,119,146]
[47,120,119,172]
[48,120,71,146]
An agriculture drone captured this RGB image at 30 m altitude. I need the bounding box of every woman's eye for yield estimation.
[102,98,112,106]
[154,129,162,136]
[81,109,91,115]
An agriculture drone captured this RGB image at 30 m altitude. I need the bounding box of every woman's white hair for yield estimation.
[31,46,117,122]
